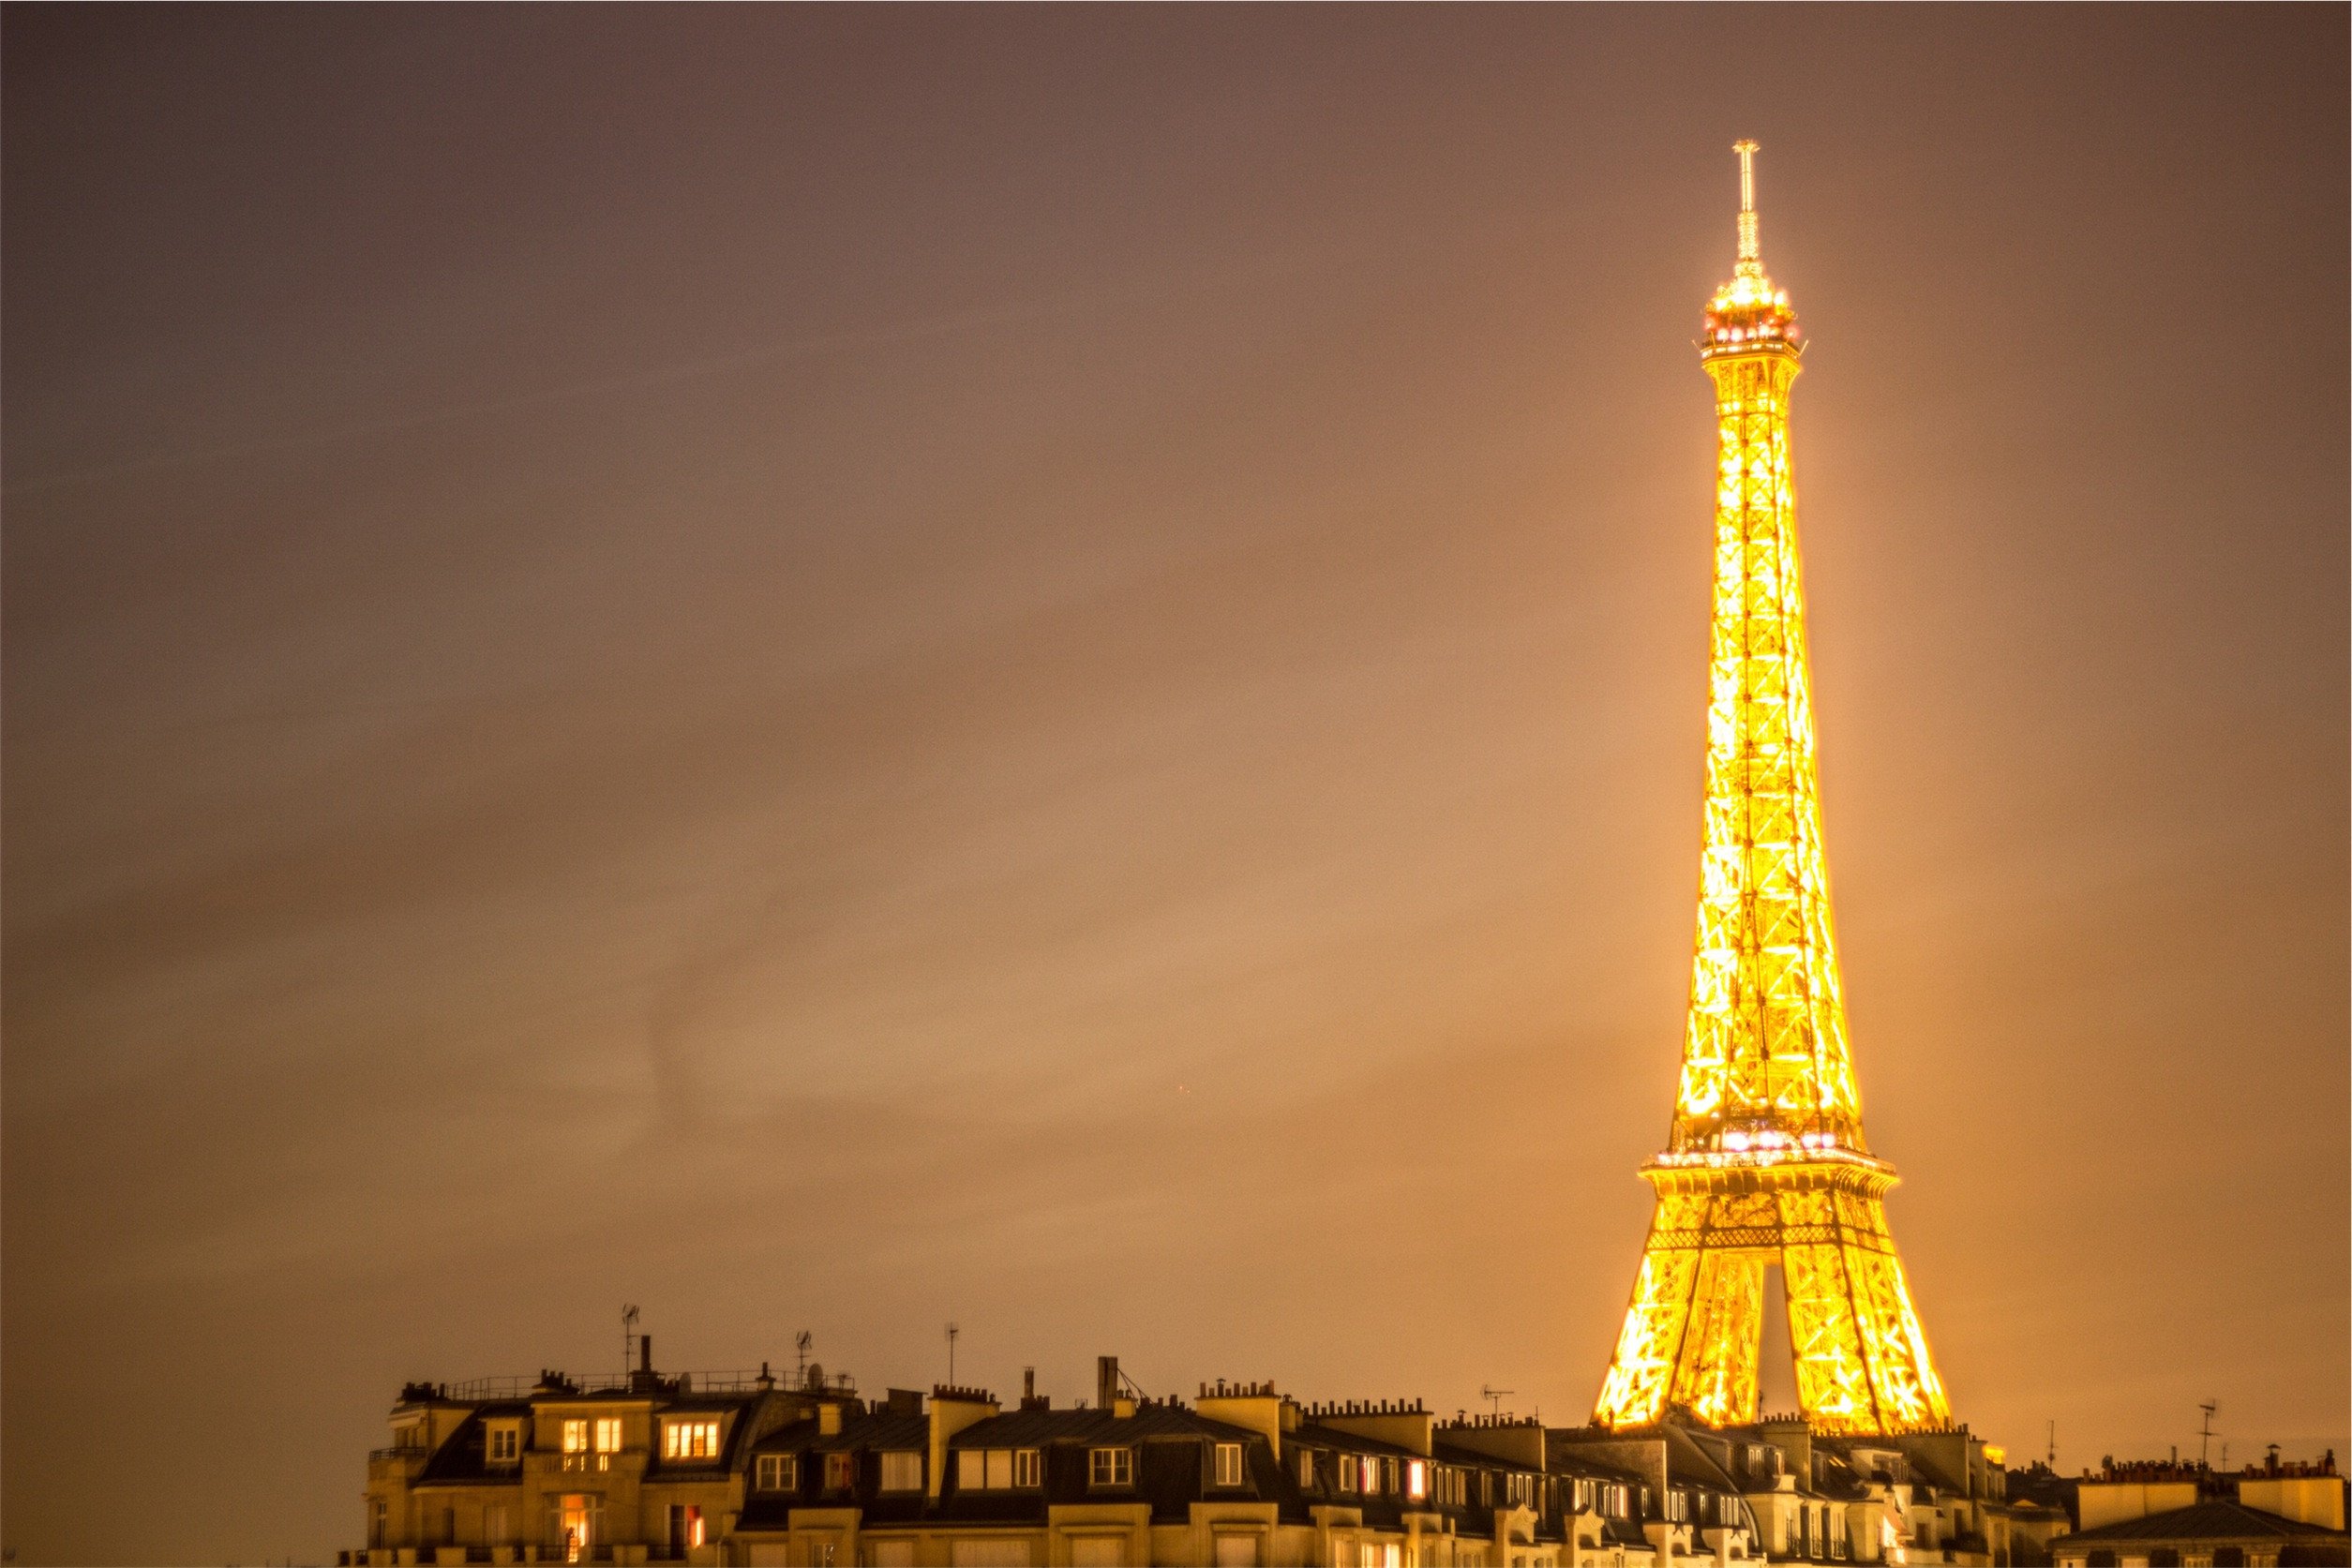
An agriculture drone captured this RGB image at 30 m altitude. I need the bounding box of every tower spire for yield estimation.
[1734,139,1761,269]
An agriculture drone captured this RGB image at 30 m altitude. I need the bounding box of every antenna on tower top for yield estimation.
[1734,140,1761,264]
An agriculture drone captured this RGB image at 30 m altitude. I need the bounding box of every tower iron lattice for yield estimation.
[1590,142,1953,1437]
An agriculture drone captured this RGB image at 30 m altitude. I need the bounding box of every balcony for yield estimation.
[555,1447,645,1474]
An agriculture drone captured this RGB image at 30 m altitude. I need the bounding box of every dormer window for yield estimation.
[1215,1443,1245,1487]
[487,1423,521,1465]
[1297,1450,1316,1488]
[880,1451,922,1492]
[663,1419,720,1460]
[1406,1460,1428,1501]
[824,1451,855,1490]
[756,1454,796,1491]
[1089,1447,1132,1487]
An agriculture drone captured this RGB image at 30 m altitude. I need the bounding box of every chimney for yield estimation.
[1097,1356,1120,1411]
[640,1335,653,1375]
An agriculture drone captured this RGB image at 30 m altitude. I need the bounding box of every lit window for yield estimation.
[1338,1456,1356,1493]
[1090,1447,1133,1486]
[757,1454,796,1491]
[488,1425,521,1464]
[595,1418,623,1454]
[557,1493,603,1563]
[825,1451,855,1490]
[664,1419,719,1460]
[879,1451,922,1491]
[1216,1443,1246,1486]
[1363,1456,1382,1495]
[562,1420,590,1454]
[1014,1449,1042,1487]
[1407,1460,1428,1501]
[960,1449,1027,1488]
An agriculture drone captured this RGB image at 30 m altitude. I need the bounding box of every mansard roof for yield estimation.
[949,1403,1263,1447]
[2058,1501,2348,1546]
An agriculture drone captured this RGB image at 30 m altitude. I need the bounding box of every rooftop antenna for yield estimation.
[795,1330,814,1382]
[1482,1385,1515,1420]
[2198,1401,2220,1469]
[946,1322,960,1386]
[622,1305,640,1375]
[2048,1419,2058,1469]
[1733,139,1761,265]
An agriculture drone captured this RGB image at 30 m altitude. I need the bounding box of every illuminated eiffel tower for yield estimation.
[1591,142,1952,1436]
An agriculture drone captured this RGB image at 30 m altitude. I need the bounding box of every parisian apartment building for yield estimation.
[345,1347,2108,1568]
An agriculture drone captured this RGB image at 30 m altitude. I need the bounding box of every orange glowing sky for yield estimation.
[5,7,2345,1563]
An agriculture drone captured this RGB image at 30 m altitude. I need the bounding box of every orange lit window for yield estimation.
[664,1419,719,1460]
[1407,1460,1427,1501]
[594,1418,623,1454]
[562,1420,590,1454]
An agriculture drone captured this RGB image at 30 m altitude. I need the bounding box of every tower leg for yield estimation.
[1667,1244,1767,1426]
[1779,1188,1951,1433]
[1593,1194,1707,1426]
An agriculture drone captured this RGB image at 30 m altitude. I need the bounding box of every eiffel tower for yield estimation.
[1591,142,1952,1436]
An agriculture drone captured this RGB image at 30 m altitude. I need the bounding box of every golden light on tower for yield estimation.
[1591,142,1953,1436]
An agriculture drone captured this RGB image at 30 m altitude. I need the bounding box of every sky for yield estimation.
[4,7,2345,1563]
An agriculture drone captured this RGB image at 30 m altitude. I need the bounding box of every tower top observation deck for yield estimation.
[1701,140,1800,360]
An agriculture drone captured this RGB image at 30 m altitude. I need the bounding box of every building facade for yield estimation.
[348,1351,2043,1568]
[2046,1458,2347,1568]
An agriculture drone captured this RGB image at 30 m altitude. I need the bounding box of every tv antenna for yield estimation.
[947,1322,960,1386]
[2198,1400,2220,1469]
[622,1305,640,1372]
[795,1330,814,1382]
[2047,1419,2058,1469]
[1481,1385,1515,1420]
